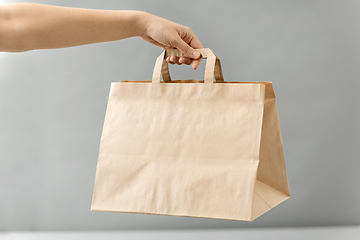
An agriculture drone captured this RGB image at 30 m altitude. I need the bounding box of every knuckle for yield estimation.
[184,26,191,31]
[183,44,192,55]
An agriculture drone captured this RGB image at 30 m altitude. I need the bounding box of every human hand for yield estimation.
[138,12,203,70]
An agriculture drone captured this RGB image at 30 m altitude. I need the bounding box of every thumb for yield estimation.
[173,37,201,59]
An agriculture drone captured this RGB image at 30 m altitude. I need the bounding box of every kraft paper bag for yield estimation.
[91,48,290,221]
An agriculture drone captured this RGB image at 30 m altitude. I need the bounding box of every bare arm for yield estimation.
[0,3,202,69]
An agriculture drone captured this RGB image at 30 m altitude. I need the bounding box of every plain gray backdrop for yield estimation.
[0,0,359,231]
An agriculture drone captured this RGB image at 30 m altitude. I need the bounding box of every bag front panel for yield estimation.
[92,82,265,221]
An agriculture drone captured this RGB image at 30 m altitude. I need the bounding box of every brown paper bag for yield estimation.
[91,48,290,221]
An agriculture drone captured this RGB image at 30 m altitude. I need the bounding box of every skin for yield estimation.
[0,3,203,69]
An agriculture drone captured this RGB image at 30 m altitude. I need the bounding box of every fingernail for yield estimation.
[193,51,200,58]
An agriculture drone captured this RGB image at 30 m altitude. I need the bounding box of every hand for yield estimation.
[138,13,203,70]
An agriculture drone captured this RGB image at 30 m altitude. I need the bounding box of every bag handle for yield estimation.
[152,48,224,84]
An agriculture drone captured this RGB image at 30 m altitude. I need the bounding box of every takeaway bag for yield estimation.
[91,48,290,221]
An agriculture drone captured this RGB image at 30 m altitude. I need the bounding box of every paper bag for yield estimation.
[91,48,290,221]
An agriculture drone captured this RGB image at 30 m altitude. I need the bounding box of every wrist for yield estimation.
[128,10,151,37]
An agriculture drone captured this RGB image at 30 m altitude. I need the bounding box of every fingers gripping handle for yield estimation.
[152,48,224,84]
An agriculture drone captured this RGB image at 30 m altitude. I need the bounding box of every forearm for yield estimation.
[0,3,147,52]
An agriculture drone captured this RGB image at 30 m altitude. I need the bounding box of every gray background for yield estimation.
[0,0,359,231]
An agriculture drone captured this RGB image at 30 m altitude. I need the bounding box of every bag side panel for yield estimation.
[257,83,290,195]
